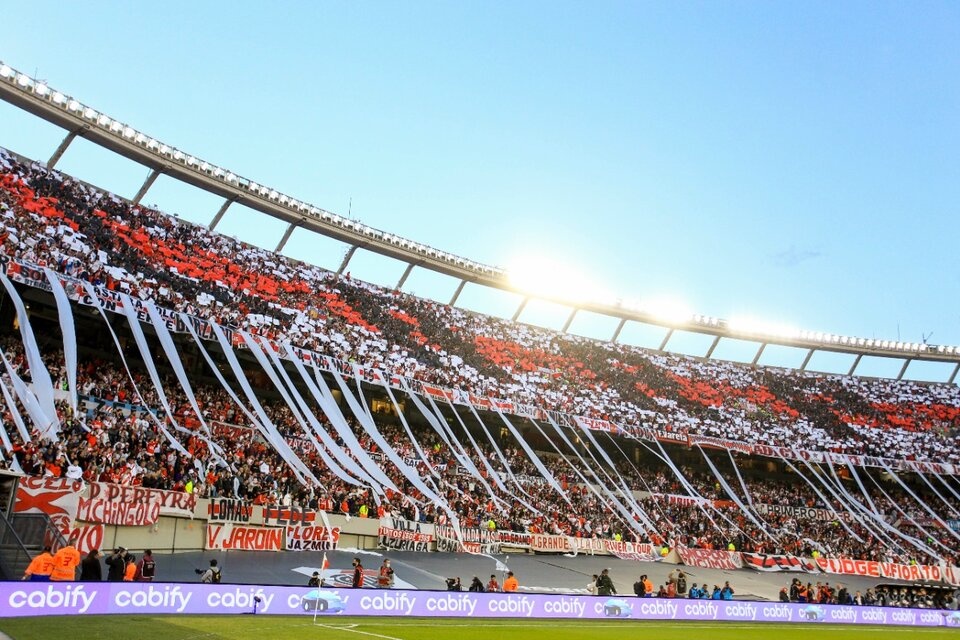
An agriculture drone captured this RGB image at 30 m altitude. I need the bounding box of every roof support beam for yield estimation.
[611,318,627,344]
[561,307,579,334]
[800,349,814,371]
[47,129,79,169]
[274,221,297,253]
[396,263,415,290]
[658,328,674,352]
[704,335,721,359]
[848,353,863,376]
[751,342,767,366]
[448,279,467,306]
[949,363,960,385]
[209,197,234,231]
[512,297,529,322]
[131,168,161,205]
[337,245,358,275]
[896,358,912,381]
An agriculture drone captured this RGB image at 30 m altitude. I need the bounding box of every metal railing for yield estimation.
[0,508,33,580]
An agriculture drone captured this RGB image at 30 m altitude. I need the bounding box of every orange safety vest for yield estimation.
[24,552,55,578]
[50,546,81,581]
[124,562,137,581]
[503,576,519,592]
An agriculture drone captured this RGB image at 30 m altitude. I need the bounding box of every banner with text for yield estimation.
[435,525,501,555]
[205,523,283,551]
[676,546,744,571]
[377,517,434,552]
[285,525,340,551]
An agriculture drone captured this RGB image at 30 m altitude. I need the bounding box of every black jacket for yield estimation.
[80,554,102,582]
[105,552,126,582]
[596,574,616,596]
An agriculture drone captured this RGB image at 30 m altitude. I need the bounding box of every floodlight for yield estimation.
[83,107,97,120]
[16,73,31,88]
[0,65,13,79]
[34,84,49,97]
[173,150,184,161]
[52,92,66,105]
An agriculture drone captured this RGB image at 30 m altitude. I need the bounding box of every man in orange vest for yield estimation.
[503,571,518,592]
[50,539,82,581]
[23,546,55,581]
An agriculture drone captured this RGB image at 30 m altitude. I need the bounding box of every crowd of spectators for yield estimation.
[0,147,959,568]
[0,147,958,464]
[2,332,958,568]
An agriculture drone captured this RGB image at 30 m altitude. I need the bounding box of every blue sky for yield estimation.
[1,2,958,380]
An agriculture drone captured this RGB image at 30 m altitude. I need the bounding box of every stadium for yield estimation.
[1,8,959,640]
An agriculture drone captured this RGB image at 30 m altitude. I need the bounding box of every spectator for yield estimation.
[487,574,500,593]
[79,549,102,582]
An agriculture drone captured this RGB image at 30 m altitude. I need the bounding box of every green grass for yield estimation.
[1,616,959,640]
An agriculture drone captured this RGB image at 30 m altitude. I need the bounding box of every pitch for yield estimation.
[1,616,959,640]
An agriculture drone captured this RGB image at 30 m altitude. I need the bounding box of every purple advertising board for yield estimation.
[1,582,958,628]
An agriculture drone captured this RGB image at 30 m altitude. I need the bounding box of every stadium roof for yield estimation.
[2,60,958,382]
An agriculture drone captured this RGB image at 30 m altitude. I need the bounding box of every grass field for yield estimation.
[1,616,959,640]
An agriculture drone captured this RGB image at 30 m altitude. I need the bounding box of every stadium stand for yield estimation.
[0,146,959,573]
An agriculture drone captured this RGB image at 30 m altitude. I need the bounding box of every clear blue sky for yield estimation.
[1,1,958,380]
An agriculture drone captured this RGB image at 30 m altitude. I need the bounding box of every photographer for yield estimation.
[196,559,222,584]
[446,577,462,591]
[377,559,395,588]
[105,547,128,582]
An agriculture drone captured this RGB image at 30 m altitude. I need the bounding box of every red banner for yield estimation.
[741,553,819,573]
[63,523,105,555]
[816,558,953,583]
[205,524,283,551]
[677,546,743,570]
[77,483,162,526]
[574,416,618,434]
[14,477,82,544]
[261,506,318,526]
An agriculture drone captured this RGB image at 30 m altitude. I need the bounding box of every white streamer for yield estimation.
[42,268,78,415]
[0,271,58,439]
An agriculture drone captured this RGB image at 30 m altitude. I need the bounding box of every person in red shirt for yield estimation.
[351,557,364,588]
